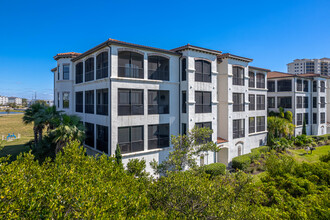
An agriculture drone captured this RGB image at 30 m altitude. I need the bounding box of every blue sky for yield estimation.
[0,0,329,100]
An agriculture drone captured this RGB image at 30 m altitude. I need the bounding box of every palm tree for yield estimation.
[22,103,46,148]
[51,114,85,154]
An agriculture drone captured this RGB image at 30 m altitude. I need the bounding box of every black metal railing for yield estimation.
[118,66,144,79]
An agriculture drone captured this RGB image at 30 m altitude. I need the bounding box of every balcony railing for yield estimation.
[233,103,245,112]
[233,77,244,86]
[85,71,94,82]
[256,82,265,89]
[148,70,169,81]
[118,66,144,79]
[96,67,108,79]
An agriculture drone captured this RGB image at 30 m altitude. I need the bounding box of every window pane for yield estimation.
[118,127,130,143]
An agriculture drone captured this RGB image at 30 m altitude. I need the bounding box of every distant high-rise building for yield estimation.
[287,58,330,75]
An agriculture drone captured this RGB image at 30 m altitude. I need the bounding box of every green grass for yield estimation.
[0,114,33,160]
[288,145,330,163]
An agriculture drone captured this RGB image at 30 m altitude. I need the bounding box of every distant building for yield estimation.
[267,72,327,136]
[287,58,330,75]
[8,97,23,106]
[0,96,9,105]
[28,99,54,106]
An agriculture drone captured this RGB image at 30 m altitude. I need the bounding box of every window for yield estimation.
[118,89,143,115]
[182,91,186,113]
[268,81,275,92]
[85,122,94,148]
[96,52,108,79]
[321,97,325,108]
[182,123,187,135]
[233,66,244,86]
[62,92,69,109]
[118,126,144,154]
[256,95,265,110]
[256,73,265,88]
[268,97,275,108]
[249,94,255,110]
[85,90,94,114]
[96,125,108,154]
[297,113,303,125]
[303,97,308,108]
[248,71,255,87]
[277,97,292,108]
[297,79,302,91]
[195,60,211,82]
[57,92,60,108]
[304,113,309,125]
[321,81,325,92]
[313,81,317,92]
[75,62,83,84]
[118,51,144,78]
[148,56,169,80]
[313,113,317,124]
[313,97,317,108]
[96,89,108,115]
[303,80,308,92]
[148,90,169,114]
[233,119,245,139]
[257,116,265,132]
[75,91,83,113]
[57,65,60,80]
[182,58,186,81]
[249,117,255,134]
[195,91,211,113]
[277,80,292,92]
[85,58,94,82]
[195,122,212,143]
[297,97,302,108]
[321,112,325,124]
[148,124,170,149]
[233,93,245,112]
[63,64,70,80]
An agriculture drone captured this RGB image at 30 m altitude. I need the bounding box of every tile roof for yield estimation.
[53,52,81,60]
[217,137,228,144]
[249,66,271,72]
[171,44,222,55]
[51,67,57,72]
[218,53,253,62]
[268,71,329,79]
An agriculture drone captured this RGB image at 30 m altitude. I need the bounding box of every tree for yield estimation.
[302,120,306,135]
[115,144,122,166]
[279,107,285,118]
[150,126,219,176]
[285,111,293,123]
[267,116,294,139]
[50,114,85,153]
[5,108,10,115]
[22,103,46,148]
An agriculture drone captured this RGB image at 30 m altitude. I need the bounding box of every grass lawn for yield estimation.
[288,145,330,163]
[0,114,33,160]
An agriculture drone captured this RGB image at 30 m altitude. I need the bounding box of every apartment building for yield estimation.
[217,54,269,164]
[267,72,327,136]
[0,96,9,105]
[8,97,22,106]
[287,58,330,75]
[52,38,268,171]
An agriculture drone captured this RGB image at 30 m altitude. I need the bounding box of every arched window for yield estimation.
[148,56,169,81]
[118,51,144,78]
[321,81,325,92]
[96,52,108,79]
[75,62,83,84]
[233,66,244,85]
[182,58,186,81]
[85,57,94,82]
[256,73,265,88]
[195,60,211,82]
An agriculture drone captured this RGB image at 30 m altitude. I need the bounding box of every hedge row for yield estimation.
[201,163,226,177]
[232,146,270,171]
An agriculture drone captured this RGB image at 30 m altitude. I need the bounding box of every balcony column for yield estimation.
[94,54,97,80]
[144,53,148,79]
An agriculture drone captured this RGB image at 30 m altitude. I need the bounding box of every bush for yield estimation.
[126,158,149,178]
[319,151,330,163]
[248,150,261,161]
[252,146,270,154]
[201,163,226,177]
[232,155,251,171]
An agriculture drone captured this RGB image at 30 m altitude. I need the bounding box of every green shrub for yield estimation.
[319,151,330,163]
[249,150,261,161]
[232,155,251,171]
[252,146,270,154]
[201,163,226,177]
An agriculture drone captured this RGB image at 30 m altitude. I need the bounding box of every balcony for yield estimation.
[118,66,144,79]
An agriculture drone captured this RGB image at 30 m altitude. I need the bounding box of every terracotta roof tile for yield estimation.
[217,137,228,144]
[267,71,294,79]
[171,44,222,55]
[54,52,81,60]
[218,53,253,62]
[249,66,271,72]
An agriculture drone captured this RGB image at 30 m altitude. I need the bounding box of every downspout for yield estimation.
[107,44,112,155]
